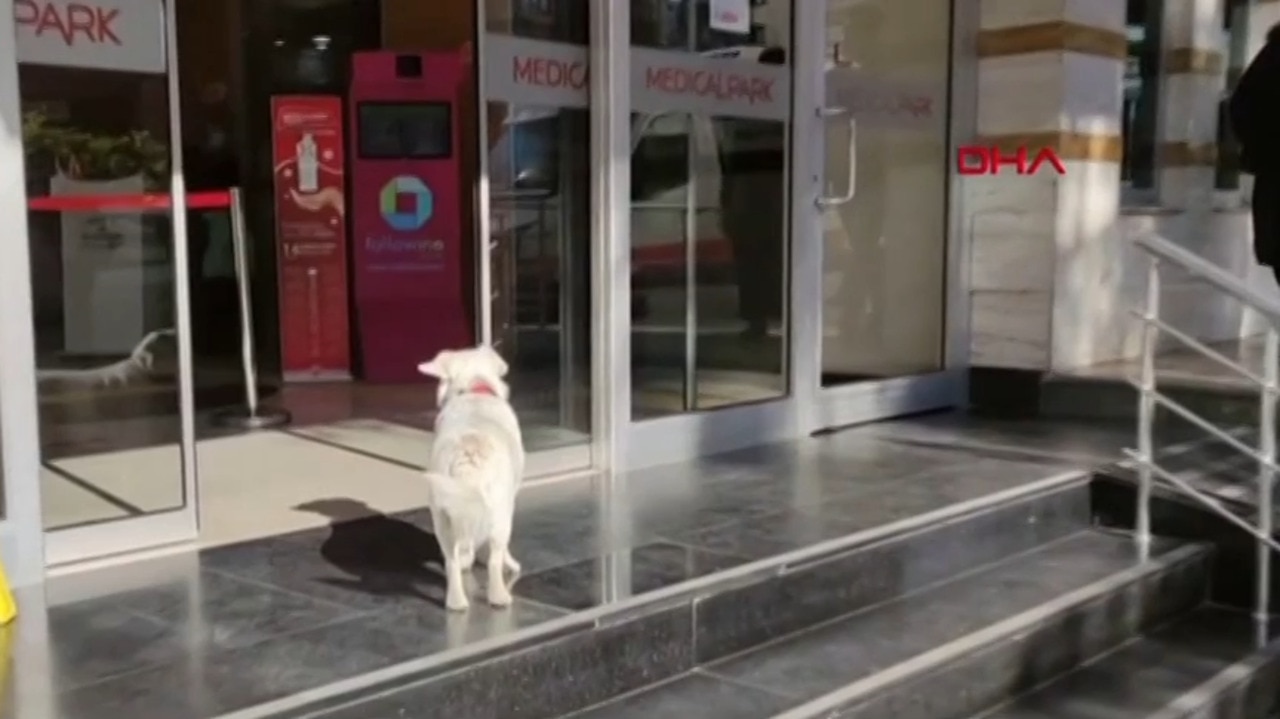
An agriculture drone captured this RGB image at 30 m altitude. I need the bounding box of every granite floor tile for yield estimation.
[305,665,496,719]
[56,610,487,717]
[707,531,1182,701]
[313,605,697,719]
[691,485,1090,664]
[565,671,793,719]
[661,510,862,562]
[121,569,365,650]
[491,605,696,719]
[985,606,1265,718]
[45,602,188,690]
[15,414,1123,718]
[515,542,747,611]
[200,513,448,612]
[811,461,1085,527]
[863,415,1133,463]
[361,593,568,653]
[505,499,657,575]
[827,547,1211,719]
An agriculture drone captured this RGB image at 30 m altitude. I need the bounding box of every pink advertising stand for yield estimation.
[348,51,473,383]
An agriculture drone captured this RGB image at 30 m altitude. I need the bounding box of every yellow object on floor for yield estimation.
[0,623,11,713]
[0,558,16,625]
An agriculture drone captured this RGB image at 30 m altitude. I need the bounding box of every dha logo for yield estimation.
[379,175,434,232]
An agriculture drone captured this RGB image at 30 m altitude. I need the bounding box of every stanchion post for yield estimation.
[212,187,291,430]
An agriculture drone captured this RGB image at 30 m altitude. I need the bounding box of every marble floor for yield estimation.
[1,414,1140,719]
[41,418,590,546]
[41,369,792,541]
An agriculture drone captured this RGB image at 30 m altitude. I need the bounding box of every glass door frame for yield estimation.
[602,0,975,472]
[0,0,46,587]
[475,1,596,479]
[795,0,973,435]
[14,0,201,569]
[611,1,807,471]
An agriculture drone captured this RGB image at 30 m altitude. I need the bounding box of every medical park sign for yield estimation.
[14,0,166,74]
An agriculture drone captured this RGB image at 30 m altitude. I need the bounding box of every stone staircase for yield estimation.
[259,472,1280,719]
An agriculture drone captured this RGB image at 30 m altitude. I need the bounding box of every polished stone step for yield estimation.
[271,481,1098,719]
[1039,374,1257,427]
[586,531,1207,719]
[1090,429,1280,615]
[973,606,1280,719]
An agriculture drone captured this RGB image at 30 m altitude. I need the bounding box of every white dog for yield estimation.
[418,345,525,611]
[36,328,174,388]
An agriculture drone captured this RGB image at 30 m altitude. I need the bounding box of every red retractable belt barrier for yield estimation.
[26,191,233,212]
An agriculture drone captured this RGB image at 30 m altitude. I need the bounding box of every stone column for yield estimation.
[1156,0,1223,211]
[967,0,1126,408]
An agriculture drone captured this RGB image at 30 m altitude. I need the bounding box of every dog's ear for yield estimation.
[417,350,452,379]
[479,344,508,377]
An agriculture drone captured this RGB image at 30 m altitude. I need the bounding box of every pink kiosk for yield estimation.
[348,51,472,382]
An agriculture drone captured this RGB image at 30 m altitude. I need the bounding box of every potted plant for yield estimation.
[22,109,169,187]
[22,109,172,356]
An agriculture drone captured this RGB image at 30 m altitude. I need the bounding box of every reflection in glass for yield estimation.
[19,64,186,531]
[629,0,791,418]
[487,1,593,449]
[1216,0,1250,192]
[1122,0,1162,192]
[820,0,949,386]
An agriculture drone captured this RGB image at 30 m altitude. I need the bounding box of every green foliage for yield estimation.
[22,110,169,187]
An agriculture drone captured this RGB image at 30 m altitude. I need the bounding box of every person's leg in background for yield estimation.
[186,208,212,354]
[758,187,786,333]
[1255,173,1280,289]
[735,235,769,338]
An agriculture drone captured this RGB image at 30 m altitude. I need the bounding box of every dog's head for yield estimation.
[417,345,510,406]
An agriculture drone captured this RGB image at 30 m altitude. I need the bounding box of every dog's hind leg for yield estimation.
[503,551,521,577]
[458,542,476,570]
[444,547,470,611]
[433,510,470,612]
[486,514,515,608]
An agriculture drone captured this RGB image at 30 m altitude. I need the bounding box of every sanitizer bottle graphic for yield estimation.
[297,133,319,192]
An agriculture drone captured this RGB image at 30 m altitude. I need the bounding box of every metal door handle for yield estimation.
[816,106,857,209]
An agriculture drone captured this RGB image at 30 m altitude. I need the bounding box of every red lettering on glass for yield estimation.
[14,0,122,47]
[956,146,1066,176]
[850,92,933,119]
[644,67,774,104]
[512,56,588,90]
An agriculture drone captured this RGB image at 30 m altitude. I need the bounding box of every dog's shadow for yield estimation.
[294,498,445,604]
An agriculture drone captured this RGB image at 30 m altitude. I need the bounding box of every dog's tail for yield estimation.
[424,433,503,510]
[422,471,487,514]
[450,434,495,473]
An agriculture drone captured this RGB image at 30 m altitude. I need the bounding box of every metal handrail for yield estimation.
[1129,309,1269,386]
[1130,232,1278,632]
[1133,232,1280,324]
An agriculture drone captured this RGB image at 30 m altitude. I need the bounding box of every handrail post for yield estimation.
[1136,257,1160,559]
[212,187,291,430]
[1256,327,1278,638]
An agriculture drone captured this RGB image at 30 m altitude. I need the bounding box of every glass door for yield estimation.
[16,0,199,566]
[481,0,594,475]
[625,0,799,467]
[807,0,963,429]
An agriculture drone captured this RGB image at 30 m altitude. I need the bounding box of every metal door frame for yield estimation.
[617,2,805,471]
[475,2,595,478]
[36,0,201,568]
[0,0,46,586]
[796,0,974,435]
[613,0,974,470]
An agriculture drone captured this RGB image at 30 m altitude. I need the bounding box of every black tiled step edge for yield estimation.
[246,477,1092,719]
[746,532,1210,719]
[973,606,1280,719]
[1090,431,1280,614]
[1039,374,1257,426]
